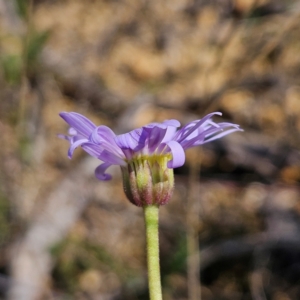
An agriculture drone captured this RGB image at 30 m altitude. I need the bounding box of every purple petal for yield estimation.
[59,112,96,137]
[80,143,102,158]
[162,119,181,127]
[68,128,77,135]
[115,128,144,150]
[160,126,177,143]
[81,144,126,166]
[147,119,180,129]
[98,150,126,166]
[147,125,178,152]
[176,112,222,143]
[90,126,124,157]
[95,162,113,181]
[90,126,116,144]
[57,134,71,141]
[148,127,168,151]
[202,127,243,144]
[165,141,186,168]
[121,148,134,160]
[68,138,89,158]
[115,120,180,153]
[180,126,225,149]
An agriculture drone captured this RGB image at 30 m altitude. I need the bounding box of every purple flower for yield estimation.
[59,112,242,206]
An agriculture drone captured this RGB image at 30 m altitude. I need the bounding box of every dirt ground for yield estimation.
[1,0,300,299]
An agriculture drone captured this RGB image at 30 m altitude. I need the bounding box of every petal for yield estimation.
[202,127,243,144]
[176,112,222,143]
[68,128,77,135]
[115,120,180,152]
[57,134,71,141]
[68,138,89,158]
[81,143,102,158]
[95,162,113,181]
[160,126,178,143]
[90,126,125,157]
[90,125,116,144]
[147,125,178,152]
[59,112,96,137]
[115,129,141,150]
[148,126,168,150]
[98,150,127,166]
[162,119,181,127]
[146,119,180,129]
[165,140,186,168]
[81,144,126,166]
[180,126,224,149]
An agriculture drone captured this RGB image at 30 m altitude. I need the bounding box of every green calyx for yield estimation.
[121,154,174,207]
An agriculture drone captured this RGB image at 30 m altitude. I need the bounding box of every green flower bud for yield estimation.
[121,154,174,207]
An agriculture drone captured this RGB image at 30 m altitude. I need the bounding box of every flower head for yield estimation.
[59,112,242,206]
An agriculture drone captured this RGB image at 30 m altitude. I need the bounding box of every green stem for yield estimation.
[143,205,162,300]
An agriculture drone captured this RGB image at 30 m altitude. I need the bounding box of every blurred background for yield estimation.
[1,0,300,299]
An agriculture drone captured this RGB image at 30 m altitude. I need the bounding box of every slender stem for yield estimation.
[143,205,162,300]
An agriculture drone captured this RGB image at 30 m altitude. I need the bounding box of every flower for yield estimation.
[59,112,242,206]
